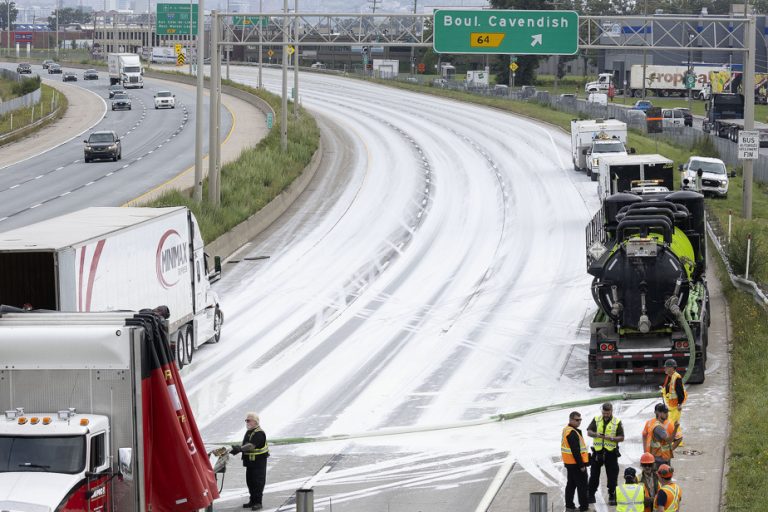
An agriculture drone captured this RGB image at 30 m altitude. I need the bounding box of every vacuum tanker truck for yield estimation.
[585,190,709,387]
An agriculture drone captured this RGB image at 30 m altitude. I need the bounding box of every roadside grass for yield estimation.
[145,80,319,243]
[0,84,67,145]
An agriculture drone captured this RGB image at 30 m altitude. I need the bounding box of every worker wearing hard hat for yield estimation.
[615,467,644,511]
[231,412,270,510]
[662,359,687,429]
[653,465,682,511]
[637,453,660,512]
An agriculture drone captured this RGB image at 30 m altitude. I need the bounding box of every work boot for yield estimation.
[251,505,263,511]
[588,495,596,504]
[608,492,617,506]
[242,502,254,508]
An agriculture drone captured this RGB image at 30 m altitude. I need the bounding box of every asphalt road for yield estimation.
[0,63,232,230]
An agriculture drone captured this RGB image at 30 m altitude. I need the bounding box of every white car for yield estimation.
[679,156,734,198]
[154,90,176,109]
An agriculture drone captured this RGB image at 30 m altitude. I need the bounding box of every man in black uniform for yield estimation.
[586,402,624,505]
[231,412,270,510]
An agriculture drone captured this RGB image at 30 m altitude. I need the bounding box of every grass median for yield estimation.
[0,83,68,146]
[145,81,319,244]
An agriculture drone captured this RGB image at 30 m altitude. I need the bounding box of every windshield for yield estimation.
[89,133,115,143]
[689,160,726,175]
[0,435,86,474]
[157,91,172,97]
[592,141,626,153]
[123,66,141,73]
[113,94,129,100]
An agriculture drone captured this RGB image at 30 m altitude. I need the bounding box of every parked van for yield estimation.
[310,62,327,70]
[587,92,608,106]
[662,108,686,128]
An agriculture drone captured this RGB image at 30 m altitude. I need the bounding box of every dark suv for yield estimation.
[16,63,32,74]
[84,130,122,162]
[673,107,693,127]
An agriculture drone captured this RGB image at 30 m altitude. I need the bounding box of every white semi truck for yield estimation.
[0,309,223,512]
[0,206,223,369]
[108,52,144,88]
[571,119,629,179]
[586,65,726,98]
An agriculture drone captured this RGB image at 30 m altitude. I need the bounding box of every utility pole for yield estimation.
[281,0,288,150]
[7,0,11,55]
[208,11,220,206]
[193,0,205,202]
[410,0,416,76]
[641,0,647,100]
[743,8,756,219]
[293,0,299,119]
[55,0,59,57]
[258,0,262,88]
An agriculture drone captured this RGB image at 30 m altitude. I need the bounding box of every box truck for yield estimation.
[626,64,725,98]
[0,206,223,369]
[0,309,224,512]
[108,52,144,88]
[570,118,628,177]
[596,153,674,201]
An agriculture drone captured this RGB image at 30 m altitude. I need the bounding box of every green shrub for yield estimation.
[12,75,40,96]
[690,135,721,158]
[726,222,767,278]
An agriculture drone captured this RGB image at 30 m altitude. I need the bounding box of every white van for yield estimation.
[662,108,685,128]
[310,62,326,70]
[587,92,608,106]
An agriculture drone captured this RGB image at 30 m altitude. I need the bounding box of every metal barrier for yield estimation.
[529,491,547,512]
[295,488,313,512]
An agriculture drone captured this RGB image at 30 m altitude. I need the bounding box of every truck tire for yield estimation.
[211,307,223,343]
[176,332,185,369]
[184,325,194,364]
[633,89,642,98]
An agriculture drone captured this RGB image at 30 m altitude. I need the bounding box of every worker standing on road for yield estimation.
[561,411,590,511]
[638,452,660,512]
[615,467,644,511]
[586,402,625,505]
[653,465,682,511]
[642,404,682,467]
[662,359,687,429]
[231,412,270,510]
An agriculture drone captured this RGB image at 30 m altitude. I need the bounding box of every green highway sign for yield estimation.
[684,72,696,89]
[157,3,198,35]
[433,9,579,55]
[233,16,268,27]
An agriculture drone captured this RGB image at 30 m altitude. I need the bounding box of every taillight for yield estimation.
[599,343,615,352]
[674,341,690,349]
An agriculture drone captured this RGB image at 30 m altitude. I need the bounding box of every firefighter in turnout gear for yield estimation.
[615,467,645,511]
[653,465,682,511]
[231,412,270,510]
[662,359,687,430]
[561,411,590,511]
[587,402,625,505]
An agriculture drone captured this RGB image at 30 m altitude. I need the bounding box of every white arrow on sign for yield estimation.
[531,34,542,47]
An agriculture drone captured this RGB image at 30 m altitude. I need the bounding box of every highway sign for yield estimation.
[739,130,760,160]
[157,3,198,35]
[433,9,578,55]
[684,72,696,89]
[233,16,267,27]
[266,112,273,129]
[174,43,183,55]
[267,49,274,57]
[510,62,519,72]
[176,53,185,66]
[287,46,295,55]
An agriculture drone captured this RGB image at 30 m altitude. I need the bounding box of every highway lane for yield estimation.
[0,63,232,230]
[182,67,623,511]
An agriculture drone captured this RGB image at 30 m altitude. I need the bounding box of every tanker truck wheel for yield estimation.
[211,307,223,343]
[175,332,185,369]
[184,325,195,365]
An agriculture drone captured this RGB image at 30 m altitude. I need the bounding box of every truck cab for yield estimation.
[587,135,629,181]
[0,409,111,512]
[679,156,733,198]
[585,72,613,93]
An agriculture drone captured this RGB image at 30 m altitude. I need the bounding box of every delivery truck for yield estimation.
[0,309,224,512]
[108,52,144,88]
[571,118,628,177]
[596,153,674,201]
[626,64,725,98]
[0,206,223,369]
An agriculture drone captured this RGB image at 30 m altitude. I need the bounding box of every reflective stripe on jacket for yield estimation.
[593,415,620,451]
[561,426,589,465]
[663,371,687,409]
[649,420,675,461]
[654,482,682,511]
[243,427,270,461]
[615,483,645,511]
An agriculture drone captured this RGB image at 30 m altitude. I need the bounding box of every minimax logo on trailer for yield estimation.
[156,230,188,288]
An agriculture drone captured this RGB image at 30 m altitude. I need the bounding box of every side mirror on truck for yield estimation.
[215,255,222,274]
[730,170,737,178]
[678,164,684,171]
[582,149,587,155]
[629,147,636,154]
[118,447,133,481]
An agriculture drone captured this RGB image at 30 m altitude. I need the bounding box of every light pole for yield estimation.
[55,0,59,57]
[7,0,11,56]
[258,0,262,88]
[687,31,694,113]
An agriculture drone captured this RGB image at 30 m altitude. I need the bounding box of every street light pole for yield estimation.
[258,0,262,88]
[55,0,59,57]
[687,31,693,113]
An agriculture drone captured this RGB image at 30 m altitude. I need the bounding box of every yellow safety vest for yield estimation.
[244,428,270,461]
[615,483,645,511]
[561,426,589,464]
[593,415,620,451]
[663,372,687,409]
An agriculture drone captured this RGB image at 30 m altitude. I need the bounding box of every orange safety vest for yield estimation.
[561,425,589,465]
[638,472,659,512]
[663,372,687,409]
[649,419,678,461]
[653,482,682,511]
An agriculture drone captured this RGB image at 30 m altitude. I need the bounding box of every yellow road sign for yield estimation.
[287,45,295,55]
[470,32,505,48]
[510,62,519,72]
[176,53,185,66]
[267,49,274,57]
[175,44,183,55]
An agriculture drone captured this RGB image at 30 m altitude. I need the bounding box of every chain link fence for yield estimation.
[0,68,42,117]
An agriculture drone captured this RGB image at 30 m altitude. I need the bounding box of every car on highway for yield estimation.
[47,63,62,74]
[154,90,176,109]
[679,156,734,198]
[631,99,653,112]
[673,107,693,127]
[108,84,125,98]
[83,69,99,80]
[111,92,132,111]
[16,63,32,74]
[83,130,121,162]
[62,71,77,82]
[41,59,55,69]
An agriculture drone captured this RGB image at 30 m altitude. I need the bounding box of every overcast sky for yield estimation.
[246,1,489,13]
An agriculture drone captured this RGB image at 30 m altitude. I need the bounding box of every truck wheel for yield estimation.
[176,332,185,369]
[633,89,642,98]
[688,358,706,384]
[211,307,223,343]
[184,325,194,364]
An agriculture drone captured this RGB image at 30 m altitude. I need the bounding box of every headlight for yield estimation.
[721,180,728,186]
[108,144,116,150]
